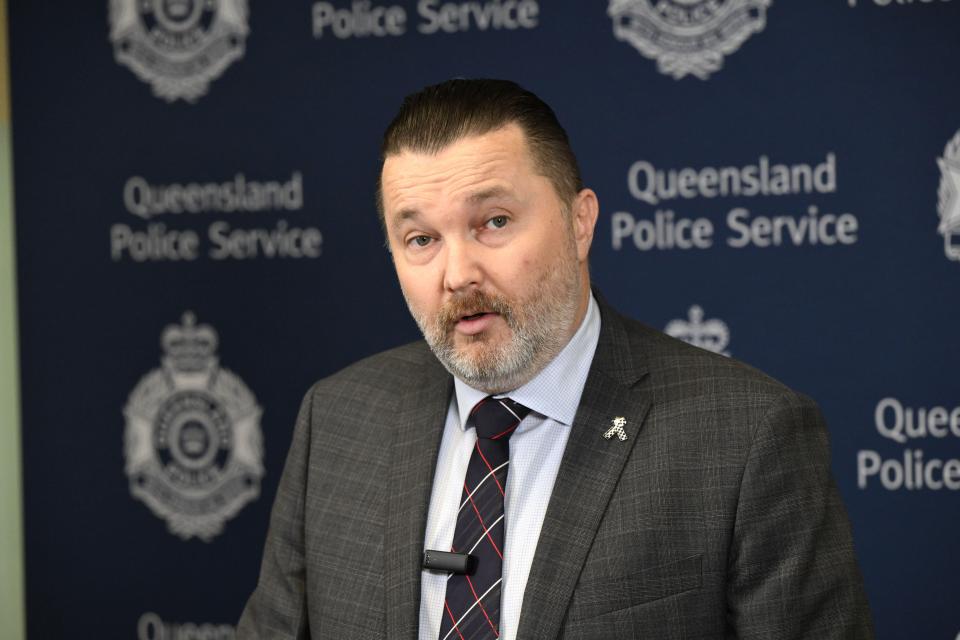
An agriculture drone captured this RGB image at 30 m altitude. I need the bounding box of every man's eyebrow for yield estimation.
[467,186,514,205]
[390,208,420,231]
[389,188,515,230]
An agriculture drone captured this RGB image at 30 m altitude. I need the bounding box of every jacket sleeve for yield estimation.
[236,387,315,639]
[726,391,875,639]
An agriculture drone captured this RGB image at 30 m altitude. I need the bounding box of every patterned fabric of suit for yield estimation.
[238,294,874,639]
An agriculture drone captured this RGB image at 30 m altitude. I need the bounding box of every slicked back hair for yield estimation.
[377,78,583,227]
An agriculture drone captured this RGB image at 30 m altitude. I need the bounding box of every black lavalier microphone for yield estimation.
[422,550,477,575]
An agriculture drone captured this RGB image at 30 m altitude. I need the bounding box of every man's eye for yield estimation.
[486,215,508,229]
[409,235,432,247]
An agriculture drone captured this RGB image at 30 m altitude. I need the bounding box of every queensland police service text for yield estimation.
[312,0,539,39]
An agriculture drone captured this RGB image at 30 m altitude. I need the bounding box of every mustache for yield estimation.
[437,290,513,328]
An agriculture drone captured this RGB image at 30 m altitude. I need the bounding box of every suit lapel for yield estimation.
[384,356,453,640]
[516,302,651,640]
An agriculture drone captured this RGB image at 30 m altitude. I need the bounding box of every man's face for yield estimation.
[381,123,597,393]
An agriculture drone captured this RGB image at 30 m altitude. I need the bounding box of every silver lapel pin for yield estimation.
[603,417,628,441]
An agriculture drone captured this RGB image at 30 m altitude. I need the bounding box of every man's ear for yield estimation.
[571,188,599,262]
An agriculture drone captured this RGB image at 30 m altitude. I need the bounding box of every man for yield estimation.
[238,79,873,639]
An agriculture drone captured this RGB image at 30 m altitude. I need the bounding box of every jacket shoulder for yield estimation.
[617,313,811,408]
[287,340,448,449]
[310,339,439,394]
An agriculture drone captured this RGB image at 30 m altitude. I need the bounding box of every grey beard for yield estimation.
[427,310,564,394]
[405,258,581,395]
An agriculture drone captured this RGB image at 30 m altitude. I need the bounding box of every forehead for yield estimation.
[380,124,539,214]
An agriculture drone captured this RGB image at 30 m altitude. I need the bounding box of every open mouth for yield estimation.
[454,311,499,335]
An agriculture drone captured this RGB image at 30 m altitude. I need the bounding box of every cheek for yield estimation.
[396,265,441,310]
[495,253,547,296]
[521,237,563,275]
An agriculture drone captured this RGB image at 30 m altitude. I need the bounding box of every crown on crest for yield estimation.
[665,305,730,355]
[164,0,193,18]
[161,312,218,372]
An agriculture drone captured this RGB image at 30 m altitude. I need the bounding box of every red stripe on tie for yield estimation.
[465,481,503,559]
[474,441,505,496]
[444,599,466,640]
[466,573,500,637]
[489,421,520,441]
[469,397,490,417]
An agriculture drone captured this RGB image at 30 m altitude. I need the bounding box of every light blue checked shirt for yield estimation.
[419,294,601,640]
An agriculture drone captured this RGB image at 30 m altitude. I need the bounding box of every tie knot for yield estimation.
[470,396,531,441]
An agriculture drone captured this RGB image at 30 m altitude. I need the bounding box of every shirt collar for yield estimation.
[453,294,601,430]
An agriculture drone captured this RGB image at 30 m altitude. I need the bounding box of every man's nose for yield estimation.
[442,239,483,293]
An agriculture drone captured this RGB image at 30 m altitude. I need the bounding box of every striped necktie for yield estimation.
[438,396,531,640]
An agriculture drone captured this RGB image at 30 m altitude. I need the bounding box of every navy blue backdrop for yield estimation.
[11,1,960,638]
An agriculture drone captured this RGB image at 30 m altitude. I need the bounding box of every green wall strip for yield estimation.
[0,0,25,636]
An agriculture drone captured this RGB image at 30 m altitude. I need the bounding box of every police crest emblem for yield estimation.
[608,0,771,80]
[665,305,731,355]
[937,130,960,261]
[123,312,263,541]
[108,0,249,102]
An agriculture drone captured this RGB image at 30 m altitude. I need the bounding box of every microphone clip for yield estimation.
[422,549,477,575]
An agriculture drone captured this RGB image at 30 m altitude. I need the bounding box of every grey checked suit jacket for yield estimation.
[238,298,874,639]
